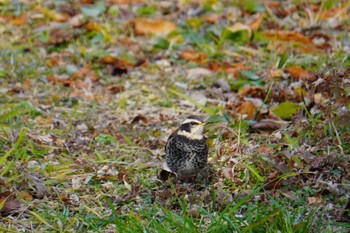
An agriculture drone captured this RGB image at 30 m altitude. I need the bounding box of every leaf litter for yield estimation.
[0,0,349,231]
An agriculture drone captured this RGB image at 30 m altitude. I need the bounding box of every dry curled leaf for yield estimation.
[207,62,247,76]
[262,30,312,44]
[49,27,75,45]
[236,101,257,119]
[248,12,263,31]
[107,84,125,94]
[131,18,176,36]
[285,66,317,82]
[0,192,24,215]
[250,119,286,131]
[109,0,145,5]
[180,50,207,63]
[238,85,266,99]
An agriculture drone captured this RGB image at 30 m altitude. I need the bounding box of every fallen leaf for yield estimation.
[308,196,323,205]
[269,69,284,78]
[319,7,348,20]
[180,50,207,63]
[107,84,125,94]
[0,192,23,215]
[71,64,99,82]
[262,30,312,44]
[131,18,176,36]
[84,21,103,32]
[68,14,85,27]
[251,119,286,131]
[248,12,263,31]
[266,170,279,179]
[285,66,317,82]
[236,101,257,119]
[207,62,247,76]
[49,27,75,45]
[17,191,33,201]
[60,194,71,202]
[202,14,222,24]
[272,101,302,119]
[109,0,145,4]
[238,85,265,99]
[264,1,281,8]
[100,56,135,68]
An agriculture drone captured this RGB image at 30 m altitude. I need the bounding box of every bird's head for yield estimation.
[177,115,207,140]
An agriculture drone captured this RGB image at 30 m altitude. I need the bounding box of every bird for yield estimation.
[165,115,209,179]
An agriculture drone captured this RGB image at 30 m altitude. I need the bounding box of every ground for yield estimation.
[0,0,349,232]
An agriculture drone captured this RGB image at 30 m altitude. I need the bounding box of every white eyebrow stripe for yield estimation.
[177,130,204,140]
[182,119,202,124]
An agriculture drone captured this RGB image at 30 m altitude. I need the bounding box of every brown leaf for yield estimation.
[285,66,317,82]
[107,84,125,94]
[251,119,286,131]
[319,7,348,20]
[308,196,324,205]
[262,30,312,44]
[0,13,28,25]
[257,145,273,154]
[131,18,176,36]
[60,194,71,202]
[17,191,33,201]
[72,64,99,82]
[236,101,257,119]
[267,170,279,179]
[0,192,23,215]
[238,85,266,99]
[264,1,281,8]
[131,114,148,124]
[207,62,247,76]
[100,56,135,68]
[49,27,75,45]
[202,14,222,24]
[84,21,103,32]
[248,12,263,31]
[109,0,145,5]
[180,50,207,63]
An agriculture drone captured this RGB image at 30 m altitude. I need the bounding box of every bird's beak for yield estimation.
[200,122,207,126]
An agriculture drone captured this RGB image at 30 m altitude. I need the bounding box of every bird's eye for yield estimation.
[190,122,198,125]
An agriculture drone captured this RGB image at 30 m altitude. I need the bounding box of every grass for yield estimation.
[0,0,350,232]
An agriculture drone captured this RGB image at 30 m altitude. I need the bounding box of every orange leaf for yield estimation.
[207,62,247,76]
[285,66,317,82]
[131,18,176,36]
[100,56,135,68]
[236,101,257,119]
[84,21,103,32]
[180,50,207,63]
[110,0,145,4]
[202,14,221,24]
[107,84,125,94]
[238,85,266,99]
[264,1,281,8]
[248,12,263,31]
[262,30,312,44]
[320,7,348,20]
